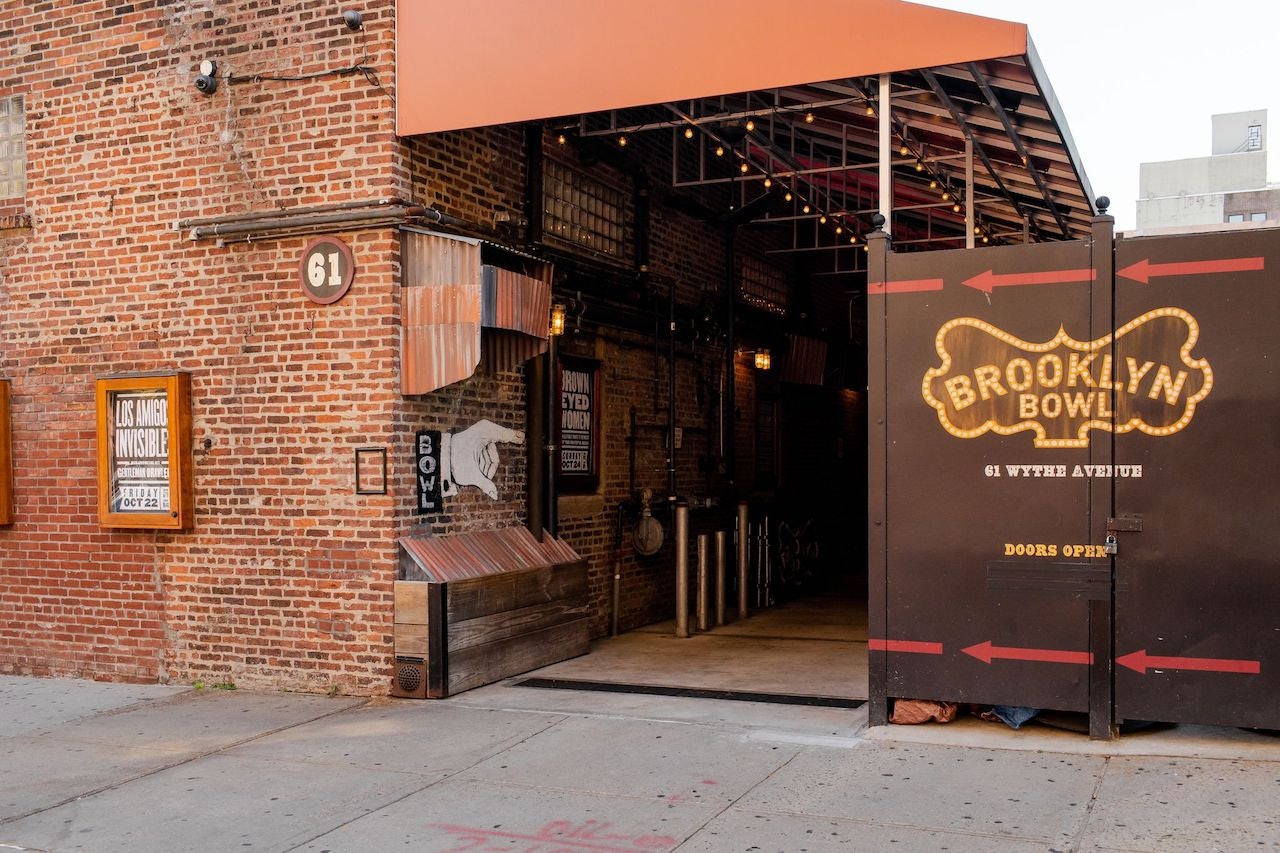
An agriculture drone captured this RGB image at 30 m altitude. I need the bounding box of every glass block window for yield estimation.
[543,159,629,261]
[0,96,24,200]
[738,256,788,316]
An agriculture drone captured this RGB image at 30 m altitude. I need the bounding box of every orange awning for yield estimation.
[396,0,1028,137]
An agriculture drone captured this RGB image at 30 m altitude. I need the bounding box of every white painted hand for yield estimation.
[446,419,524,499]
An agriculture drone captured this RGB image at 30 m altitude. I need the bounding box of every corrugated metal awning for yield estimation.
[398,527,582,583]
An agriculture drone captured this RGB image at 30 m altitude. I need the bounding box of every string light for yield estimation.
[835,225,843,234]
[805,112,815,123]
[819,214,827,224]
[746,119,756,132]
[740,162,750,173]
[929,179,938,189]
[763,177,772,188]
[915,160,924,172]
[850,235,857,244]
[953,203,961,212]
[618,135,628,147]
[784,191,793,202]
[941,190,950,201]
[557,133,566,145]
[684,127,694,139]
[982,235,990,243]
[899,144,909,156]
[715,145,724,156]
[802,204,811,214]
[866,105,875,116]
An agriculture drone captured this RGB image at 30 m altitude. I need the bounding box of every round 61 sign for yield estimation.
[299,237,355,304]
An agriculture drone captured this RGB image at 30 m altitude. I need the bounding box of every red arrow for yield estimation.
[869,638,944,654]
[868,278,944,295]
[963,640,1093,665]
[1116,649,1260,675]
[1117,256,1265,285]
[963,268,1097,293]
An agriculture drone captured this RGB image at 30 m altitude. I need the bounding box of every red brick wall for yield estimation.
[0,0,405,691]
[1,1,852,690]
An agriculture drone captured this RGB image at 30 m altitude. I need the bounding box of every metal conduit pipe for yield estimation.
[737,501,750,620]
[185,205,466,241]
[177,198,413,230]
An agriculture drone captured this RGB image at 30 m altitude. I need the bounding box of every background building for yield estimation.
[1136,110,1278,233]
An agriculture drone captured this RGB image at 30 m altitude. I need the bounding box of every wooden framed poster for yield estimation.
[0,380,12,525]
[556,355,601,492]
[95,373,193,529]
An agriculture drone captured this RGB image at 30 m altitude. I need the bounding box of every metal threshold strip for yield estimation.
[514,677,866,709]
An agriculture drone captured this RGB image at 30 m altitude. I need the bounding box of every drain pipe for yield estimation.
[666,278,678,506]
[610,502,625,636]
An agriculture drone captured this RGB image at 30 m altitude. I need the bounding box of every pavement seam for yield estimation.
[669,743,805,851]
[1067,754,1113,853]
[278,711,572,851]
[0,696,371,828]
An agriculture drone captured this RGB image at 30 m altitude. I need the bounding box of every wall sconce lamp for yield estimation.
[754,349,771,370]
[549,303,566,337]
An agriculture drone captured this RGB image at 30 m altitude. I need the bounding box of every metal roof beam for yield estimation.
[967,62,1071,239]
[919,69,1036,238]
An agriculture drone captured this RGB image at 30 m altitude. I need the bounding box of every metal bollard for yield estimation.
[696,533,710,632]
[736,502,749,620]
[715,530,727,626]
[675,500,690,638]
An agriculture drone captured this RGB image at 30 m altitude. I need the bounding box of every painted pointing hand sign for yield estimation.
[442,419,525,500]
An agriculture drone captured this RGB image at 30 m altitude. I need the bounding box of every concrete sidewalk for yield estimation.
[1,675,1278,852]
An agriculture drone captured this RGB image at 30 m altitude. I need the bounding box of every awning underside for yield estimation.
[563,55,1094,251]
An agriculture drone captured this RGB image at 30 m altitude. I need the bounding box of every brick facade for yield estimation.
[0,0,859,692]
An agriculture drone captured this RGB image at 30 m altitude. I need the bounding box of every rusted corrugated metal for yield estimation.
[401,231,483,395]
[482,266,552,337]
[780,334,828,386]
[399,526,581,582]
[481,264,551,372]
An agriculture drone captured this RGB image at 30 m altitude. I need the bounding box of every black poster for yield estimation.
[557,356,600,491]
[415,430,443,514]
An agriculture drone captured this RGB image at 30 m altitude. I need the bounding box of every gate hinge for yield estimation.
[1106,515,1143,533]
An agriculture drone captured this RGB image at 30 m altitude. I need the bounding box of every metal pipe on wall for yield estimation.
[675,500,690,638]
[546,331,559,537]
[737,501,749,620]
[526,357,546,538]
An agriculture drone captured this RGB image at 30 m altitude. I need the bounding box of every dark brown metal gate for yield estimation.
[868,221,1279,735]
[1111,229,1279,730]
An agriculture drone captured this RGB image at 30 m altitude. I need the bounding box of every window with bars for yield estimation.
[738,256,788,316]
[542,159,630,261]
[0,96,24,200]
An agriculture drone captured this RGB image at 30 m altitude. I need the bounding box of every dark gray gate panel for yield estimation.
[1113,228,1279,729]
[875,239,1102,713]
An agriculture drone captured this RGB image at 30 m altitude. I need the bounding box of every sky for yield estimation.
[924,0,1280,230]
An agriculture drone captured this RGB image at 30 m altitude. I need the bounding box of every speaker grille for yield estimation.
[391,656,427,698]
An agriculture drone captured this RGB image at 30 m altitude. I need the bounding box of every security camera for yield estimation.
[195,59,217,95]
[342,9,363,30]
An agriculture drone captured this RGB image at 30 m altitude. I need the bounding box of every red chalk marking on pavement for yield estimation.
[432,820,676,852]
